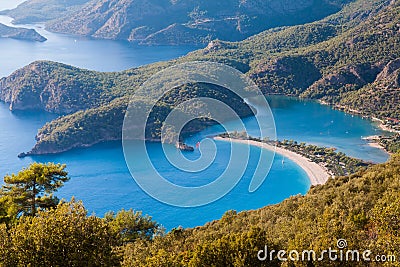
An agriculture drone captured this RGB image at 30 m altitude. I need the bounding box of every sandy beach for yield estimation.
[361,135,386,151]
[367,142,386,150]
[214,137,330,186]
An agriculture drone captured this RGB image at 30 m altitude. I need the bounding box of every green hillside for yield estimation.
[121,152,400,266]
[1,153,399,266]
[0,0,399,155]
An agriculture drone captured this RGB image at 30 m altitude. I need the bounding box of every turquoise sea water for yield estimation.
[0,14,199,78]
[0,1,389,229]
[0,96,388,229]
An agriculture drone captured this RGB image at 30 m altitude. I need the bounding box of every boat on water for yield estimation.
[176,142,194,152]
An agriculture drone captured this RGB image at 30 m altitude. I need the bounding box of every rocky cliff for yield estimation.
[45,0,353,45]
[0,61,113,114]
[339,59,400,119]
[1,0,398,156]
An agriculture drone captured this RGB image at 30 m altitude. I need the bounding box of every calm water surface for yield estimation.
[0,14,199,77]
[0,96,389,229]
[0,1,389,229]
[0,0,26,11]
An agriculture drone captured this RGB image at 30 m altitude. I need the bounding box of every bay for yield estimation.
[0,0,389,230]
[0,0,26,11]
[0,96,388,230]
[0,14,199,78]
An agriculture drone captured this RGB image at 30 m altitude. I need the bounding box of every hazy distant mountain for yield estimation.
[0,23,46,42]
[0,0,90,24]
[46,0,354,45]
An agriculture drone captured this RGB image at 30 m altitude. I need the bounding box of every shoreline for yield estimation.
[319,101,399,154]
[214,137,330,186]
[361,135,389,152]
[367,142,386,150]
[319,100,399,134]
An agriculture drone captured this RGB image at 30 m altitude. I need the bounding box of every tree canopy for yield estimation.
[0,199,120,266]
[0,162,69,220]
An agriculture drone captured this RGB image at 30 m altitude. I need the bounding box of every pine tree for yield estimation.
[0,162,69,218]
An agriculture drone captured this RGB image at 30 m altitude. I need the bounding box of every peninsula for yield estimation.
[215,132,372,185]
[0,23,46,42]
[214,136,330,185]
[0,0,398,156]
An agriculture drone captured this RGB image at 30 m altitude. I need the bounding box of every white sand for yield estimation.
[214,137,330,186]
[367,141,386,150]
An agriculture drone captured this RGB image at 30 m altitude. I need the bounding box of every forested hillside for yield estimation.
[0,0,399,156]
[340,59,400,119]
[45,0,354,45]
[0,1,399,265]
[1,153,399,266]
[121,152,400,266]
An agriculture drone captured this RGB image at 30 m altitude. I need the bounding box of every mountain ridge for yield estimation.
[0,23,46,42]
[45,0,354,45]
[0,0,398,155]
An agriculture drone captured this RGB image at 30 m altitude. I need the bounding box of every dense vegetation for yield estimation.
[277,139,371,176]
[0,162,69,220]
[23,82,253,155]
[339,59,400,120]
[0,163,161,266]
[1,155,400,266]
[0,0,399,155]
[0,1,399,266]
[119,152,400,266]
[221,131,372,176]
[0,61,120,114]
[380,134,400,153]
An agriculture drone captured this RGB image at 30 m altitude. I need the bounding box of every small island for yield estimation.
[0,23,47,42]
